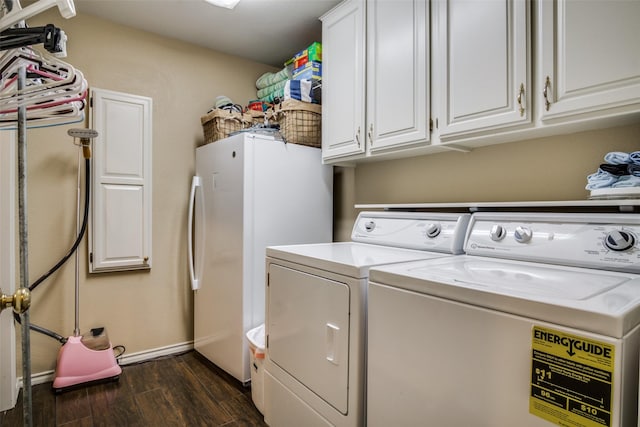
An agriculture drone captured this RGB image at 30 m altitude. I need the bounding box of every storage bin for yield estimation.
[200,109,251,144]
[246,323,265,415]
[273,99,322,147]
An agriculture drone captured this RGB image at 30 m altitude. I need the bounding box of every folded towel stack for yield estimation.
[256,42,322,105]
[256,67,292,104]
[586,151,640,190]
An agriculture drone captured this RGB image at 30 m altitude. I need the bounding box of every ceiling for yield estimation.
[73,0,341,68]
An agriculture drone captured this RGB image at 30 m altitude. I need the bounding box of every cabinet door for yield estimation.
[90,88,152,272]
[321,0,366,162]
[0,131,16,411]
[366,0,429,153]
[538,0,640,121]
[433,0,530,140]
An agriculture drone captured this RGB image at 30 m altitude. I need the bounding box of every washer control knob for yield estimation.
[490,225,506,241]
[364,221,376,232]
[604,230,636,252]
[425,223,441,238]
[514,226,533,243]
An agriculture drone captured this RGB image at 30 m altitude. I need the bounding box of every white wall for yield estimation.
[15,11,278,377]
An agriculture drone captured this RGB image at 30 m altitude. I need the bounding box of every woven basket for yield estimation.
[201,109,251,144]
[274,100,322,147]
[246,109,270,127]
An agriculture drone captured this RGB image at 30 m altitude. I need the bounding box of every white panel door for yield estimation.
[321,0,366,161]
[433,0,530,139]
[538,0,640,121]
[267,264,350,414]
[90,88,152,272]
[366,0,429,153]
[0,130,17,411]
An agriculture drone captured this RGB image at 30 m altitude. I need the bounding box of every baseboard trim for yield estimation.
[119,341,194,366]
[19,341,194,388]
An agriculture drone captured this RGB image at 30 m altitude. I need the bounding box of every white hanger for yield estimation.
[0,46,87,129]
[0,0,75,32]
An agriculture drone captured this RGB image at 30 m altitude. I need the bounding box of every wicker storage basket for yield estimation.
[201,109,251,144]
[274,99,321,147]
[246,109,269,127]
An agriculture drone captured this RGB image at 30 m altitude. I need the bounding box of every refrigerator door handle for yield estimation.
[188,175,202,290]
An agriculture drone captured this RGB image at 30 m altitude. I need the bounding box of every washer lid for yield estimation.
[369,256,640,337]
[266,242,449,279]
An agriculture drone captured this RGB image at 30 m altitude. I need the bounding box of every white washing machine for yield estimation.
[367,212,640,427]
[263,211,471,427]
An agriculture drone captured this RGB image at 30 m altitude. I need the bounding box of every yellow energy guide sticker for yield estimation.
[530,326,615,427]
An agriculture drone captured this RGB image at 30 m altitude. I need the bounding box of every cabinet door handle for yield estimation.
[355,126,361,147]
[543,76,552,111]
[368,123,373,146]
[517,83,525,117]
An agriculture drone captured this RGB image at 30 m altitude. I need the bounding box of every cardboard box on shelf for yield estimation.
[293,61,321,81]
[290,42,322,70]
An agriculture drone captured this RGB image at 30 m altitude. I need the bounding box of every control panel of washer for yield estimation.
[465,212,640,272]
[351,212,471,254]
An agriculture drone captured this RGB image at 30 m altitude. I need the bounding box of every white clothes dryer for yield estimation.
[367,212,640,427]
[263,211,471,427]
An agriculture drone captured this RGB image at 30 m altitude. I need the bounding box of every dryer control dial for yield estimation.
[425,223,441,238]
[490,225,506,241]
[513,226,532,243]
[604,230,636,251]
[364,221,376,232]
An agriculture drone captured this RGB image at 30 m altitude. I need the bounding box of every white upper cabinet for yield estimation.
[321,0,366,160]
[537,0,640,122]
[322,0,430,163]
[322,0,640,163]
[432,0,531,140]
[366,0,429,154]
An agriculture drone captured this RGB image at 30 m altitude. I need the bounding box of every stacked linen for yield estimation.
[255,73,317,104]
[257,80,288,103]
[256,67,291,104]
[586,151,640,190]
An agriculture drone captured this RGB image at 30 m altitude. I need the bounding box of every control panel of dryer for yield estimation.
[351,212,470,254]
[465,212,640,272]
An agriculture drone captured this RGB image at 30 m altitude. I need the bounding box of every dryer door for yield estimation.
[267,264,350,414]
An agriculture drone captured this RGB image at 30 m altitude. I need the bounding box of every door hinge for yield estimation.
[266,334,269,349]
[266,272,269,287]
[89,97,93,108]
[89,252,93,263]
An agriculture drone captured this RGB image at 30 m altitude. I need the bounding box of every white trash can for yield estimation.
[246,323,265,414]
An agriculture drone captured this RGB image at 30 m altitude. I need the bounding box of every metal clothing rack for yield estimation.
[0,1,78,425]
[16,64,32,427]
[0,61,36,427]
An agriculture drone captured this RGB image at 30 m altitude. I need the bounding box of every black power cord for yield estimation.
[13,157,90,343]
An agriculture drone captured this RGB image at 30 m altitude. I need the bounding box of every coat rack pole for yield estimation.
[17,65,33,427]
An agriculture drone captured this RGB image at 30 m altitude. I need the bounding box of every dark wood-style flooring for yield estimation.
[0,351,267,426]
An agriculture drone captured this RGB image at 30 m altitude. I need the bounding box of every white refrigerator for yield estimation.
[188,132,333,383]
